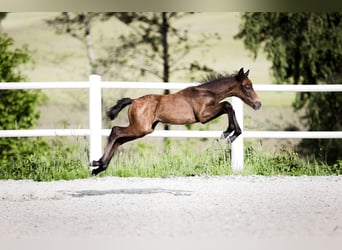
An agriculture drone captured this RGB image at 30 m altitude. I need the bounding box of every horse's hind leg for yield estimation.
[91,97,158,175]
[91,126,121,175]
[91,140,122,176]
[91,125,153,176]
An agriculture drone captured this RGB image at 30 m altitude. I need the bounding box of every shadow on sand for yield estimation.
[61,188,192,198]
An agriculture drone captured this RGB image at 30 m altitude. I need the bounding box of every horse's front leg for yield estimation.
[196,101,241,144]
[220,102,241,144]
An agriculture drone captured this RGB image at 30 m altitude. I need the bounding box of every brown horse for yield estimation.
[91,68,261,175]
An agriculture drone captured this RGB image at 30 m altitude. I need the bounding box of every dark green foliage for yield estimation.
[244,146,340,176]
[330,160,342,175]
[0,34,47,162]
[235,13,342,83]
[0,89,46,161]
[0,34,90,181]
[0,13,7,22]
[235,13,342,164]
[0,34,30,81]
[296,92,342,164]
[0,13,7,33]
[0,138,89,181]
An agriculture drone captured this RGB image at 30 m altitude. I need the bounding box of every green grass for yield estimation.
[101,140,233,178]
[0,137,89,181]
[1,137,340,181]
[243,145,342,176]
[95,139,341,178]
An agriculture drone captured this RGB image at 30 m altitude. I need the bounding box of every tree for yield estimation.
[100,12,219,130]
[47,12,219,83]
[0,34,46,161]
[0,12,7,31]
[235,12,342,164]
[101,12,217,83]
[0,13,7,21]
[46,12,99,74]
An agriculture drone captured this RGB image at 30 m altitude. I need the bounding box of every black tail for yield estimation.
[107,98,133,120]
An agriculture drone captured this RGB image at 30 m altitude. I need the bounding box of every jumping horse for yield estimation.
[91,68,261,175]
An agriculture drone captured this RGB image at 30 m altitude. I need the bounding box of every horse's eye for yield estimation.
[244,85,251,90]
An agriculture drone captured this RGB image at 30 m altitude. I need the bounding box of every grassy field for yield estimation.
[1,137,339,181]
[1,12,315,179]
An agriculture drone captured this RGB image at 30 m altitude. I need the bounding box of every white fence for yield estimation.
[1,75,342,172]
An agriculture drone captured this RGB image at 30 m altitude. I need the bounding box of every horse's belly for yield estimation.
[160,111,197,125]
[157,97,196,125]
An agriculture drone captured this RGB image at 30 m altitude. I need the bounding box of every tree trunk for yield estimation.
[161,12,170,131]
[0,12,7,33]
[81,12,97,74]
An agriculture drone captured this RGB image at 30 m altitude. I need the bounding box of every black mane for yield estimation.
[198,72,237,86]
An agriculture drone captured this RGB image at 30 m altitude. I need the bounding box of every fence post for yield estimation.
[89,75,102,163]
[231,97,244,172]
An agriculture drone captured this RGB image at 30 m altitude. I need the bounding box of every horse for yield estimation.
[91,67,261,175]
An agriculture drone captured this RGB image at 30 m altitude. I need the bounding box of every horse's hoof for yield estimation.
[228,134,239,144]
[91,168,99,176]
[89,161,102,176]
[90,160,101,167]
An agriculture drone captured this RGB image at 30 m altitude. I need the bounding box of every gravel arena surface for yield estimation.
[1,175,342,249]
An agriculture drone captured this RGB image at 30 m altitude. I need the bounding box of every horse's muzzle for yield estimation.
[253,101,262,110]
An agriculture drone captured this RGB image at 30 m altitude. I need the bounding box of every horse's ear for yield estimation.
[236,67,244,82]
[245,69,250,77]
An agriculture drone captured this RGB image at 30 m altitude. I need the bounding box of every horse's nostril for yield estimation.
[254,101,262,110]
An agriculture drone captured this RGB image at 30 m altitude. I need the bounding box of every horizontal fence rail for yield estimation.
[2,81,342,91]
[1,129,341,139]
[1,76,341,172]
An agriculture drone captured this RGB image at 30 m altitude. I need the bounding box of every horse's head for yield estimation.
[235,68,261,110]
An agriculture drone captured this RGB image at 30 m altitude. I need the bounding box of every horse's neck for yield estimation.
[201,79,238,100]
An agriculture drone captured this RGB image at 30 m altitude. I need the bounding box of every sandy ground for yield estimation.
[1,175,342,248]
